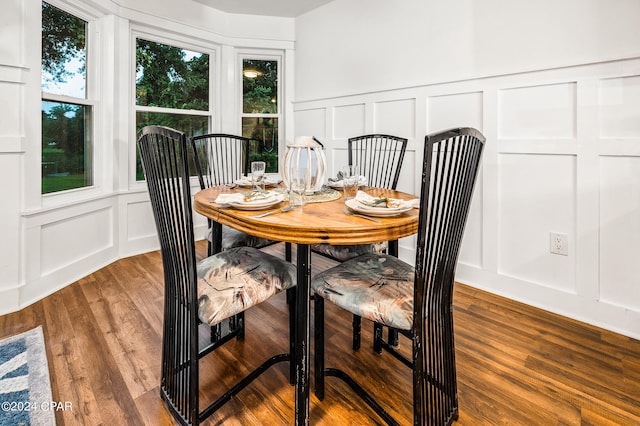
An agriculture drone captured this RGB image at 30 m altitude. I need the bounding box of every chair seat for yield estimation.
[197,246,296,326]
[207,225,276,250]
[311,253,414,330]
[311,242,387,262]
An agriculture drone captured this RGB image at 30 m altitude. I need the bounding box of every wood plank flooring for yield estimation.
[1,241,639,425]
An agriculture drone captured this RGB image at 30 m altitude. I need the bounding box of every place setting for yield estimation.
[345,191,417,217]
[233,176,282,188]
[232,160,283,188]
[336,164,418,219]
[215,190,285,210]
[326,171,367,189]
[247,164,308,217]
[213,161,285,210]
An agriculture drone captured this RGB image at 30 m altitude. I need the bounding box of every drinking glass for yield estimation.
[289,166,309,207]
[341,164,359,203]
[251,161,266,192]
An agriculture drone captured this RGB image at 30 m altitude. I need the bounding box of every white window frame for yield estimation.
[238,51,283,174]
[130,28,218,186]
[41,0,102,204]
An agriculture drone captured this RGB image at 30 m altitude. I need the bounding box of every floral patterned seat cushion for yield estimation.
[197,246,296,327]
[311,242,387,262]
[207,225,275,250]
[311,252,414,331]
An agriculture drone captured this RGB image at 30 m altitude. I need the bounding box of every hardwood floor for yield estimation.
[1,241,640,425]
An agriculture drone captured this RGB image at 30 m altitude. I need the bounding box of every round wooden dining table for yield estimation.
[193,185,419,425]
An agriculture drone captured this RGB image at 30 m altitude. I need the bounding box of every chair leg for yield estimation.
[287,287,296,385]
[234,313,244,340]
[386,239,400,347]
[210,221,223,255]
[208,221,229,346]
[388,328,399,346]
[314,295,325,400]
[352,315,361,351]
[373,323,383,354]
[210,323,221,342]
[285,242,292,262]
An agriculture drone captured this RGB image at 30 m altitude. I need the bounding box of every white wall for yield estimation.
[0,0,294,313]
[295,0,640,101]
[294,0,640,339]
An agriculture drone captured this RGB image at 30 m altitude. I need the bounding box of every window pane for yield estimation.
[243,59,277,114]
[136,39,209,110]
[41,2,87,98]
[42,101,92,194]
[242,117,278,173]
[135,112,209,180]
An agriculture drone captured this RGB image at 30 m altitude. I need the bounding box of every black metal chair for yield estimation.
[191,133,278,255]
[312,134,407,262]
[191,133,285,344]
[138,126,296,426]
[311,134,408,350]
[312,127,485,426]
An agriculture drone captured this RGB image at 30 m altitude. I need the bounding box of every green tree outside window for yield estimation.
[41,2,91,194]
[135,39,210,180]
[242,59,279,173]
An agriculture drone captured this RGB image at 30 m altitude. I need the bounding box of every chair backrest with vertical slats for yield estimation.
[413,127,485,425]
[348,134,408,190]
[137,125,199,425]
[191,134,252,190]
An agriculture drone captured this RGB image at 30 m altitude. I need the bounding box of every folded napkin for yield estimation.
[234,177,253,186]
[215,191,275,205]
[235,176,281,186]
[328,175,368,187]
[354,191,418,209]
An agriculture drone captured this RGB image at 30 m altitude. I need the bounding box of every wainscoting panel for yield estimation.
[497,153,576,293]
[427,91,484,133]
[0,83,21,136]
[599,155,640,311]
[294,107,327,139]
[120,189,209,259]
[40,207,114,276]
[0,155,20,289]
[498,82,577,140]
[373,98,416,138]
[0,1,23,66]
[332,103,365,139]
[599,75,640,138]
[127,199,157,241]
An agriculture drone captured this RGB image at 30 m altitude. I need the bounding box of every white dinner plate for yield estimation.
[227,193,285,210]
[235,177,282,188]
[345,198,413,217]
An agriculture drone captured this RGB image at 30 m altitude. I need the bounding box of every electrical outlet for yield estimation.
[549,232,568,256]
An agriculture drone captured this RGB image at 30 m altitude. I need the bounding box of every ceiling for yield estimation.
[193,0,335,17]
